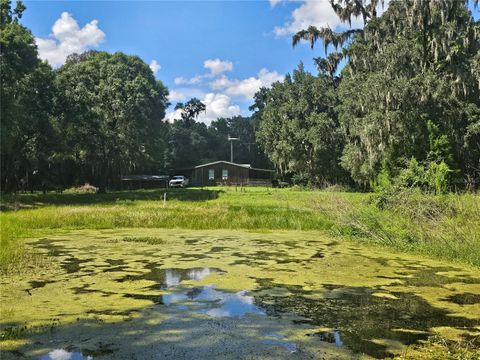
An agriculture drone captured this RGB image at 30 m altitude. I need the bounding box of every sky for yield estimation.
[22,0,478,124]
[22,0,364,123]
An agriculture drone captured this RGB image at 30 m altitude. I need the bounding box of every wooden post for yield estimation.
[163,191,167,206]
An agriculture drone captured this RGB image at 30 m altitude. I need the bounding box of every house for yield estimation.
[178,161,274,187]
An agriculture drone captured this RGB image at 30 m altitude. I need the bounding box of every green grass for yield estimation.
[1,187,479,273]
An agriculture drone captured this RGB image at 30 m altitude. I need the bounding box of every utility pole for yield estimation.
[228,135,240,163]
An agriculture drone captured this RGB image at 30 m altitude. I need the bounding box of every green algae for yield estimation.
[0,229,479,359]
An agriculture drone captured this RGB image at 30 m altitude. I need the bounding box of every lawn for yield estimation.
[1,187,479,273]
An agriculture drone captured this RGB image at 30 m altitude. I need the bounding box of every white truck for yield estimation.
[169,175,189,188]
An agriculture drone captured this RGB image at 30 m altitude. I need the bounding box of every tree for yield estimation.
[55,51,169,192]
[292,25,361,54]
[314,52,344,79]
[0,0,56,192]
[174,98,206,127]
[208,116,271,168]
[253,64,346,185]
[336,0,480,186]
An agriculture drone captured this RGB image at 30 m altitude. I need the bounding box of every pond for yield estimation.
[1,229,479,359]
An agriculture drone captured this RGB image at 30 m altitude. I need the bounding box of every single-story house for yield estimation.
[177,161,274,187]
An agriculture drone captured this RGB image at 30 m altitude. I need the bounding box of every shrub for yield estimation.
[291,172,309,187]
[426,161,451,195]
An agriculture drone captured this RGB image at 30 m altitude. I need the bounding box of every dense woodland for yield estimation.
[1,0,479,193]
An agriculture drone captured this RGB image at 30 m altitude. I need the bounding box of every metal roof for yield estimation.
[194,161,274,172]
[121,175,169,181]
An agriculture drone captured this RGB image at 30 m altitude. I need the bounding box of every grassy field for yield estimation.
[1,187,479,273]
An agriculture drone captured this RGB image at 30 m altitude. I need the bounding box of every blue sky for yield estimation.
[22,1,479,123]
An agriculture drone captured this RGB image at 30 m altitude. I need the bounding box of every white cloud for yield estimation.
[199,93,240,123]
[203,58,234,76]
[273,0,364,37]
[165,108,184,123]
[210,68,283,99]
[149,59,161,75]
[165,93,240,125]
[174,75,203,85]
[209,75,232,90]
[35,12,105,67]
[168,87,207,103]
[168,90,186,102]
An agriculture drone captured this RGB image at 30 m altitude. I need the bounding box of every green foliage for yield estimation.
[289,0,480,188]
[174,98,206,125]
[252,64,346,185]
[374,157,452,196]
[291,172,309,187]
[2,0,480,196]
[346,0,478,186]
[0,0,57,193]
[55,51,169,192]
[426,120,453,165]
[426,161,451,195]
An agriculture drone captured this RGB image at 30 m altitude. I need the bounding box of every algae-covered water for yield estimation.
[1,229,479,359]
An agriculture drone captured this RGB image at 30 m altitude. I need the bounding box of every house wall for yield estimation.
[191,163,273,186]
[193,163,249,186]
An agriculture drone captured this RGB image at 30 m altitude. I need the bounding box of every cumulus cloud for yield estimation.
[149,60,161,75]
[165,108,184,123]
[199,93,240,123]
[210,68,283,99]
[273,0,364,37]
[174,75,203,85]
[168,87,206,103]
[168,90,186,102]
[165,93,240,125]
[203,58,234,76]
[35,12,105,67]
[173,59,233,85]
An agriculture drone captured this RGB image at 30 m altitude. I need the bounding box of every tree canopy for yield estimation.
[255,0,480,190]
[1,0,479,193]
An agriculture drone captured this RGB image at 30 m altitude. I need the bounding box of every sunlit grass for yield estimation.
[1,187,479,273]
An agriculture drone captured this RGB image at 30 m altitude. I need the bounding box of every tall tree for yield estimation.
[56,51,169,192]
[0,0,56,192]
[165,98,209,170]
[336,0,480,186]
[253,64,346,184]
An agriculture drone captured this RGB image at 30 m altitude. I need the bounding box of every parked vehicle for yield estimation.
[169,175,189,188]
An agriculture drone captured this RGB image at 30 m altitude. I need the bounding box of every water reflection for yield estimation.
[197,286,264,317]
[164,267,215,287]
[119,266,222,287]
[164,284,265,318]
[39,349,92,360]
[317,331,343,347]
[260,333,298,353]
[126,267,265,318]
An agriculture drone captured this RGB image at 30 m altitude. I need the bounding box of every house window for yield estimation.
[208,169,215,180]
[222,169,228,180]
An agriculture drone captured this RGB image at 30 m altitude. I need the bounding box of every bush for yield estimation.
[291,172,310,187]
[375,158,452,196]
[426,161,451,195]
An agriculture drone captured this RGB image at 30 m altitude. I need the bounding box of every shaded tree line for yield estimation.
[0,0,268,193]
[2,0,479,193]
[165,100,269,171]
[252,0,480,191]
